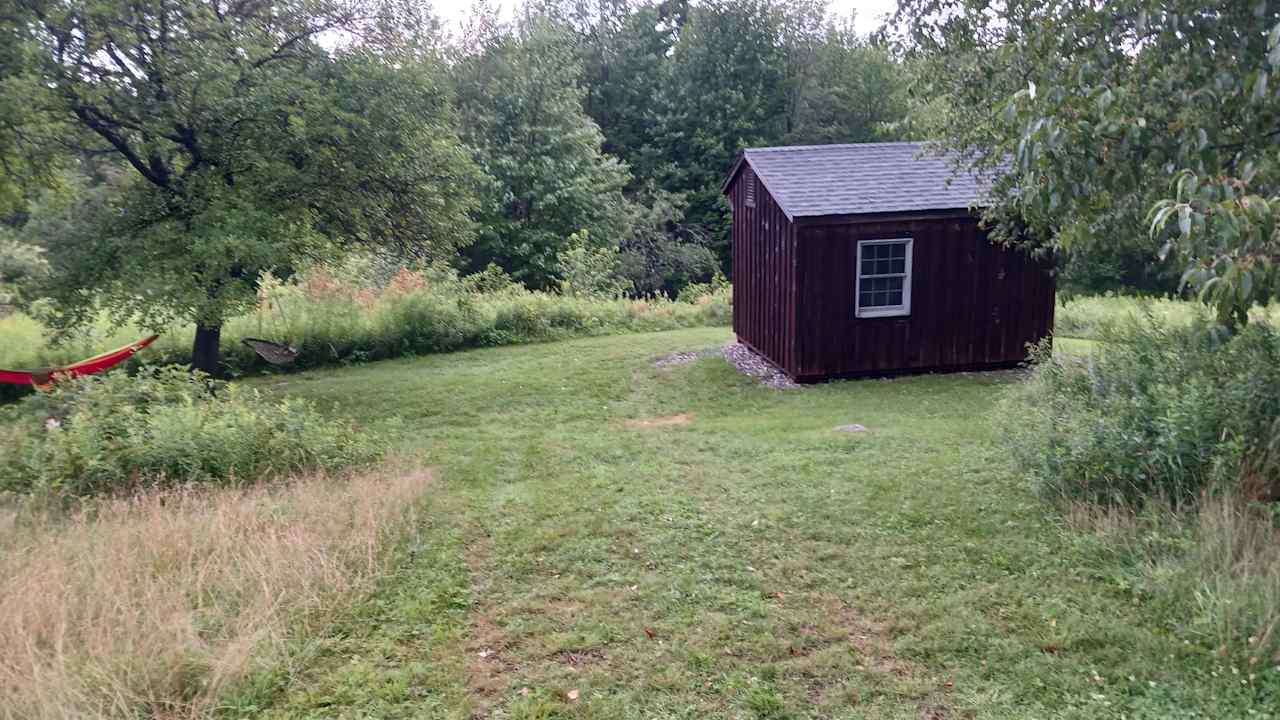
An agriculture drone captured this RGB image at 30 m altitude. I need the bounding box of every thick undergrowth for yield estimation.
[1002,316,1280,668]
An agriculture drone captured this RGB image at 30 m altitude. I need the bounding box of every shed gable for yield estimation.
[722,142,1001,219]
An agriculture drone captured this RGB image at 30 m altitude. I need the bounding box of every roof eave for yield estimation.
[791,205,985,226]
[721,153,798,221]
[719,152,748,194]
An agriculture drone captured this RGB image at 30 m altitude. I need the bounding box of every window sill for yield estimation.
[856,308,910,319]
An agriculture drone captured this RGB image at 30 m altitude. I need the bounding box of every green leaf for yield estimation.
[1148,204,1176,237]
[1097,88,1114,113]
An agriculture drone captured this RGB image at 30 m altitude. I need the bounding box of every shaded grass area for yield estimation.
[235,328,1276,719]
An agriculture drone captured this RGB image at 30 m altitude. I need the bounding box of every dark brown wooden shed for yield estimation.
[723,142,1055,382]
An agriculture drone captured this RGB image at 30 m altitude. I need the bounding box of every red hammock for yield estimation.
[0,335,159,389]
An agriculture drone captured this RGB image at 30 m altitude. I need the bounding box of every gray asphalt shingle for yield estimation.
[729,142,997,218]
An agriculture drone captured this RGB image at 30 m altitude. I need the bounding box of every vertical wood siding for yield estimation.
[792,216,1055,380]
[729,170,798,376]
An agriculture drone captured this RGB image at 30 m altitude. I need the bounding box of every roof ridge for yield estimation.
[744,141,941,153]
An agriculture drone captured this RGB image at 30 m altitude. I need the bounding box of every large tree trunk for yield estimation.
[191,323,222,377]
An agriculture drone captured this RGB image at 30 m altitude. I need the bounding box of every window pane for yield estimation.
[860,242,910,278]
[858,242,910,312]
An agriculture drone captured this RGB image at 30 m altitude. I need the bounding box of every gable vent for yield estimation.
[744,168,756,208]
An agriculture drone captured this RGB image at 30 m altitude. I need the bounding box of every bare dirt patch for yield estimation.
[624,413,693,429]
[780,593,957,712]
[919,704,952,719]
[554,648,607,668]
[462,529,516,712]
[799,593,913,677]
[466,614,516,701]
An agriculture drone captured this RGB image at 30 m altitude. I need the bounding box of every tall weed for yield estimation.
[1065,494,1280,667]
[0,466,433,720]
[1055,294,1280,340]
[1009,314,1280,665]
[1002,316,1280,504]
[0,265,732,402]
[1,367,379,503]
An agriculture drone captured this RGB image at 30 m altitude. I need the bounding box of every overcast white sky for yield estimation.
[429,0,899,38]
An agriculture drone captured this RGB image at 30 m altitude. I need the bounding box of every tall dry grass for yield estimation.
[1065,493,1280,668]
[1054,294,1280,340]
[0,466,433,720]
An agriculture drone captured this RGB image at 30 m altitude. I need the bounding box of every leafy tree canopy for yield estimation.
[3,0,479,371]
[896,0,1280,320]
[453,13,632,290]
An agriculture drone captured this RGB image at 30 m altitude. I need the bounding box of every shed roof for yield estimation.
[723,142,998,219]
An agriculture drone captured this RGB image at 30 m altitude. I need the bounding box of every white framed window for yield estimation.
[856,238,912,318]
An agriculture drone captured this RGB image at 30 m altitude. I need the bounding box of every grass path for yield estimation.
[234,328,1268,719]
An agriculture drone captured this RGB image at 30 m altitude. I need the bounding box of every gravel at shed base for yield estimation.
[653,350,712,368]
[720,343,800,390]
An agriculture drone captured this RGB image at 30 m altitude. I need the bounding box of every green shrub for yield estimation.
[1001,315,1280,505]
[0,367,378,502]
[1,265,731,401]
[1009,316,1280,666]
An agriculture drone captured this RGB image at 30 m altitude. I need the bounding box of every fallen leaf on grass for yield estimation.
[644,627,656,640]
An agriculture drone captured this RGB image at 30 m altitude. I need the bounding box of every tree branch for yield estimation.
[70,104,172,190]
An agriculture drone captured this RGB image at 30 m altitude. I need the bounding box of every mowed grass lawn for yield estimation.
[235,328,1264,719]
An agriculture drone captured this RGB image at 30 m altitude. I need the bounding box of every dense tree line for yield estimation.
[453,0,910,289]
[9,0,1276,371]
[0,0,910,368]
